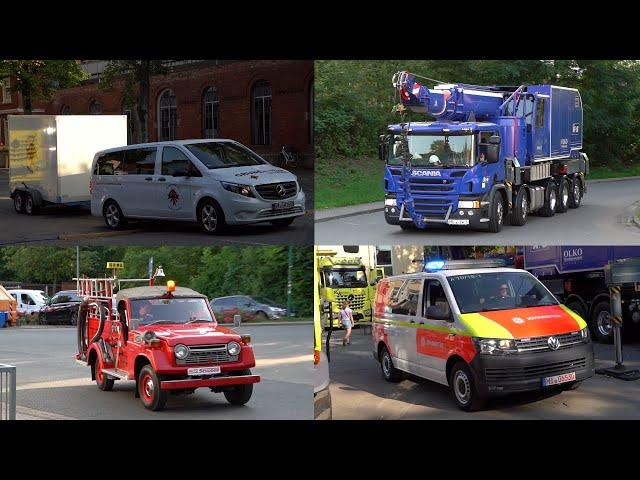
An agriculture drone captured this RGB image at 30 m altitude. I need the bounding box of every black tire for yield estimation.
[539,180,557,217]
[380,345,403,382]
[103,200,127,230]
[254,311,269,322]
[565,300,587,322]
[95,355,115,391]
[24,193,39,215]
[223,369,254,406]
[400,222,415,230]
[449,361,486,412]
[556,177,569,213]
[590,301,614,344]
[138,365,168,411]
[568,176,582,209]
[69,310,78,326]
[487,192,505,233]
[198,198,227,235]
[13,193,25,214]
[509,187,528,226]
[270,217,295,228]
[563,380,583,391]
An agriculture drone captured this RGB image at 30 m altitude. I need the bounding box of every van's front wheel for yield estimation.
[449,361,486,412]
[198,199,227,235]
[103,200,127,230]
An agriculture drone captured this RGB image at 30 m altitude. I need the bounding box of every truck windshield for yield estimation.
[131,297,215,326]
[447,271,558,314]
[324,268,368,288]
[388,134,474,168]
[185,142,266,169]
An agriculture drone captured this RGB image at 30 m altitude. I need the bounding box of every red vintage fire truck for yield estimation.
[75,263,260,411]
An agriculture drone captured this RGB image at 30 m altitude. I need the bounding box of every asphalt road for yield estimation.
[0,324,313,420]
[0,169,313,246]
[315,178,640,245]
[324,328,640,419]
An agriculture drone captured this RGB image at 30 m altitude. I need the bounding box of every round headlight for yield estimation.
[227,341,241,356]
[143,331,156,343]
[174,344,190,360]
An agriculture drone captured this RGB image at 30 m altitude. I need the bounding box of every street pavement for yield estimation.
[0,168,313,246]
[324,327,640,419]
[315,177,640,245]
[0,324,313,420]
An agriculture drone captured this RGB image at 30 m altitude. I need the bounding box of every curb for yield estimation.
[633,207,640,229]
[58,229,146,240]
[587,175,640,184]
[315,202,384,223]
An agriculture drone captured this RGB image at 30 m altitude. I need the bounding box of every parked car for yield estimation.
[7,289,48,315]
[210,295,288,323]
[39,290,82,325]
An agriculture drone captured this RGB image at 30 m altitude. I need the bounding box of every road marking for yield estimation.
[16,405,77,420]
[17,377,93,391]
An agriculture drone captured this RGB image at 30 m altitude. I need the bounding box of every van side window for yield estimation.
[162,147,200,176]
[123,148,157,175]
[388,279,421,316]
[423,280,451,318]
[95,151,124,175]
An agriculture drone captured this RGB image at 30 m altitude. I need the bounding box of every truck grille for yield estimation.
[409,178,455,193]
[255,181,298,200]
[334,293,366,310]
[515,331,584,353]
[257,205,304,218]
[485,357,587,382]
[176,344,238,365]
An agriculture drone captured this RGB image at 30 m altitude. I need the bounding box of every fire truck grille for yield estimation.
[484,357,587,382]
[255,181,298,200]
[514,331,584,353]
[334,293,366,310]
[176,344,238,365]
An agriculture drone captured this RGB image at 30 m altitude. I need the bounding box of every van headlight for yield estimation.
[174,344,190,360]
[227,341,241,356]
[221,182,254,198]
[473,337,517,355]
[580,327,589,342]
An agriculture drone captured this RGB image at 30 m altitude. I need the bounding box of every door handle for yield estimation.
[158,177,166,182]
[145,177,152,181]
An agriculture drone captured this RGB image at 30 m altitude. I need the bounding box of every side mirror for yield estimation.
[425,305,452,321]
[486,144,500,164]
[488,135,501,145]
[378,135,388,161]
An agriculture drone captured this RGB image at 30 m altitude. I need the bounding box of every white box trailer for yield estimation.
[9,115,127,213]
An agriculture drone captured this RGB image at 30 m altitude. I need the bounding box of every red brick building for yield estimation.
[1,60,314,168]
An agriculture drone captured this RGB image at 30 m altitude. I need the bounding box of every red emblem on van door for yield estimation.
[168,188,180,207]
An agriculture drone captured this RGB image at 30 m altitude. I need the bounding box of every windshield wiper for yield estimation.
[143,320,175,326]
[184,319,213,324]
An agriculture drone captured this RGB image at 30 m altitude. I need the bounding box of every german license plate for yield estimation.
[188,366,221,376]
[447,219,469,225]
[542,371,575,387]
[272,200,294,211]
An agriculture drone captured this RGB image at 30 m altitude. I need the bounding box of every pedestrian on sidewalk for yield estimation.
[340,301,354,346]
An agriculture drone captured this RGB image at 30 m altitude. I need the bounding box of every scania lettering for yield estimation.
[381,71,588,233]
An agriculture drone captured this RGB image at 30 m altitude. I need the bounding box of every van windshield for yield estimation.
[185,142,266,169]
[447,271,558,314]
[130,297,215,327]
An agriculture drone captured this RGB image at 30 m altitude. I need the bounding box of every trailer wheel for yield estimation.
[223,369,254,406]
[103,200,127,230]
[590,301,614,344]
[138,365,168,411]
[449,361,486,412]
[556,177,569,213]
[510,187,528,226]
[568,176,582,209]
[13,193,25,214]
[95,355,115,391]
[539,180,557,217]
[487,193,504,233]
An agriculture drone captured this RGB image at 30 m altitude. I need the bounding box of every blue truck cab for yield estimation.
[381,73,589,233]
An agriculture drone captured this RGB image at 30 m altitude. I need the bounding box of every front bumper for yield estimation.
[161,374,260,391]
[470,342,595,397]
[384,195,401,225]
[221,190,306,225]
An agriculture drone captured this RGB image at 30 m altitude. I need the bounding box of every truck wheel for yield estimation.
[13,193,25,214]
[568,176,582,208]
[449,361,486,412]
[270,217,295,228]
[539,180,557,217]
[590,301,614,344]
[103,200,127,230]
[556,177,569,213]
[138,365,168,411]
[510,187,528,226]
[380,345,403,382]
[400,222,416,230]
[223,369,254,405]
[565,300,587,321]
[198,199,227,235]
[487,193,504,233]
[95,356,115,391]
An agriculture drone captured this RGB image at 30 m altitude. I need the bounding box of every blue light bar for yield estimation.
[425,260,445,271]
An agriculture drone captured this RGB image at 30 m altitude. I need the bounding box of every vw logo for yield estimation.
[347,294,354,302]
[276,184,287,198]
[547,336,560,350]
[512,317,525,324]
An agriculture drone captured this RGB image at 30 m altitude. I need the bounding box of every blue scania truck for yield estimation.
[381,71,589,232]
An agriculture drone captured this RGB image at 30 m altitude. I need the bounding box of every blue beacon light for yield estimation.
[425,260,445,272]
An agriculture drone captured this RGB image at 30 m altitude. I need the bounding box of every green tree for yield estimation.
[0,60,87,113]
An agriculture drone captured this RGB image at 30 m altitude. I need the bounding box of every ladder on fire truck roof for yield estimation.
[73,276,154,300]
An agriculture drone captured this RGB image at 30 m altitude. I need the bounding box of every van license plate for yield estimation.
[188,366,221,376]
[542,371,575,387]
[447,219,469,225]
[272,201,294,211]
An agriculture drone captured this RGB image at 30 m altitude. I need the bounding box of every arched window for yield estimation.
[89,100,102,115]
[202,87,220,138]
[61,105,71,115]
[158,89,177,141]
[123,105,135,144]
[251,80,271,145]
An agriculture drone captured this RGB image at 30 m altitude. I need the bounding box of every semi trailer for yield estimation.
[381,71,588,232]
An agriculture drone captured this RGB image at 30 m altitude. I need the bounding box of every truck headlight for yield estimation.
[174,344,190,360]
[473,337,517,354]
[221,182,254,198]
[227,341,241,356]
[385,198,396,206]
[458,200,480,209]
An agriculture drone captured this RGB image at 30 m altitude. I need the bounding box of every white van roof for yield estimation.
[390,267,524,280]
[94,138,241,156]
